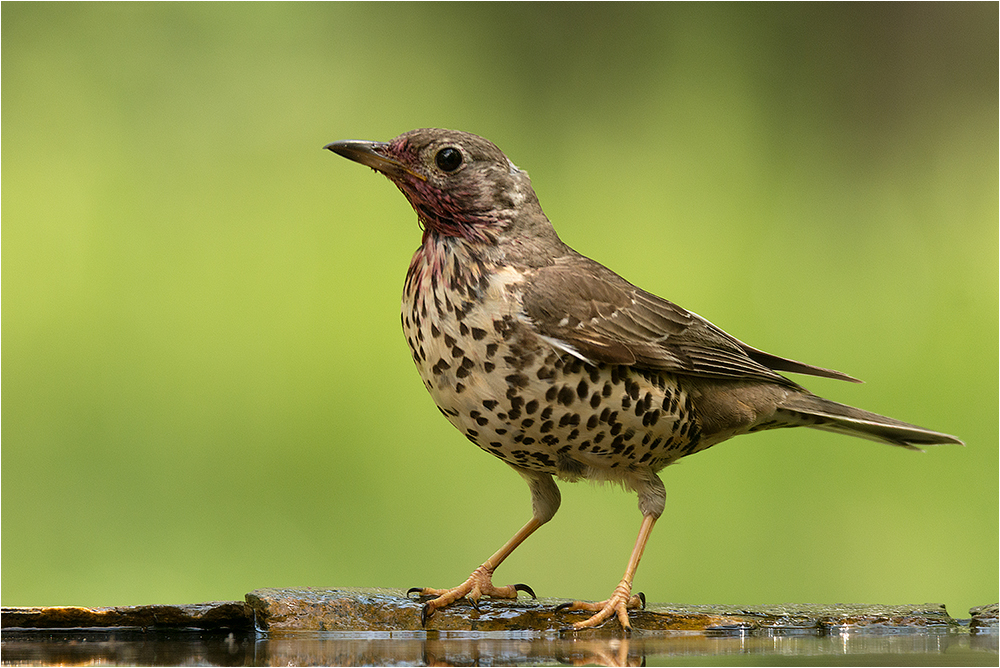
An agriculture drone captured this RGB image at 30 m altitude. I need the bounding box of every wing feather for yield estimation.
[521,255,857,386]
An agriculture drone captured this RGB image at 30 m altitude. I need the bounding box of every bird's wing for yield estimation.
[521,256,859,386]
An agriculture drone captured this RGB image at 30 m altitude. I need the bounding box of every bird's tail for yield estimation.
[775,393,963,451]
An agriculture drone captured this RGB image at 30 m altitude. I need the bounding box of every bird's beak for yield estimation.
[324,140,427,182]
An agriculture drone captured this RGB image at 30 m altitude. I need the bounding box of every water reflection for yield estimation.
[3,627,997,666]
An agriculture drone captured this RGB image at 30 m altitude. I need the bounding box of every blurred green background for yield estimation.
[3,4,996,618]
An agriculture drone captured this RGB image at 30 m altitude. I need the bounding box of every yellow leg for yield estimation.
[557,513,658,631]
[409,516,542,624]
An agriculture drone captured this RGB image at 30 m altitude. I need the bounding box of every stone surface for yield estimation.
[3,591,996,665]
[244,587,964,633]
[3,590,995,636]
[971,603,999,630]
[1,601,251,630]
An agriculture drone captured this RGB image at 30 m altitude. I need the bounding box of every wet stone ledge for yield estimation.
[1,601,252,631]
[971,603,1000,631]
[243,587,987,633]
[2,589,996,634]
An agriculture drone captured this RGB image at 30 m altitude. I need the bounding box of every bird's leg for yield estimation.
[556,513,657,631]
[557,470,665,631]
[409,517,541,620]
[409,468,560,624]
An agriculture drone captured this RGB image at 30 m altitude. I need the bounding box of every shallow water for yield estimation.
[3,626,997,666]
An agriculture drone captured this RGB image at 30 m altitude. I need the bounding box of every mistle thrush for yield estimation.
[324,128,962,631]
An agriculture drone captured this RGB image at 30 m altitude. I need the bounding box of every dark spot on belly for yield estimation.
[506,373,529,388]
[530,451,554,467]
[456,357,475,378]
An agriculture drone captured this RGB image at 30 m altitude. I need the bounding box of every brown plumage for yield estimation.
[325,128,962,631]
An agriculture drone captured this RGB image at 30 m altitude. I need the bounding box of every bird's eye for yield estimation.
[435,147,463,172]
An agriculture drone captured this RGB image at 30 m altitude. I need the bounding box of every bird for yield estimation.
[323,128,962,631]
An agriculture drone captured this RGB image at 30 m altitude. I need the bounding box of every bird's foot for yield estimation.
[555,581,645,631]
[407,564,535,625]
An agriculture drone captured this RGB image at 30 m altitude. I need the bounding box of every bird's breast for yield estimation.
[402,241,525,413]
[401,243,706,484]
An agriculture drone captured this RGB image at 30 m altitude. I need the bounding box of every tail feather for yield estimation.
[777,394,964,451]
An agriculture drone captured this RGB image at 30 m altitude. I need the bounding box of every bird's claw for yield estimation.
[554,585,645,631]
[408,567,535,626]
[420,602,431,627]
[514,583,537,599]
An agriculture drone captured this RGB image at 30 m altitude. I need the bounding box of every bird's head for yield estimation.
[326,129,546,244]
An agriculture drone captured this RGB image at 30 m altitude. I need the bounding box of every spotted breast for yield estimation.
[401,232,704,486]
